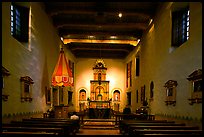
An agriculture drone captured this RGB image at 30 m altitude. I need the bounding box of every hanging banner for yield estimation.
[51,48,73,87]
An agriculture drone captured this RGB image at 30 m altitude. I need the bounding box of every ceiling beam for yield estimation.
[63,39,139,46]
[59,30,143,38]
[56,23,148,30]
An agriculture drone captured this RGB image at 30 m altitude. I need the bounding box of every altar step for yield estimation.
[83,118,115,122]
[82,126,116,130]
[81,119,117,130]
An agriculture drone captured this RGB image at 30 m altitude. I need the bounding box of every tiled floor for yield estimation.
[83,121,115,126]
[76,120,122,135]
[76,129,121,135]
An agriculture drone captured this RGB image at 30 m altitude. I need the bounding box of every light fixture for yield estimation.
[149,19,153,25]
[88,35,95,39]
[110,36,117,39]
[118,12,122,18]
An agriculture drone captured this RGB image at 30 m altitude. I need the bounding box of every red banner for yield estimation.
[52,48,73,87]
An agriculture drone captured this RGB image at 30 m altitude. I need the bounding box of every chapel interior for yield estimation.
[1,2,202,136]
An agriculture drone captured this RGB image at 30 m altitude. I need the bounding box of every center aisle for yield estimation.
[76,119,122,135]
[76,129,121,135]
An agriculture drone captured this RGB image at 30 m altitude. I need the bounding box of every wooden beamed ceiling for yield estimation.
[43,2,160,59]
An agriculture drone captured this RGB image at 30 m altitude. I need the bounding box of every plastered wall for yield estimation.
[2,2,63,117]
[125,2,202,121]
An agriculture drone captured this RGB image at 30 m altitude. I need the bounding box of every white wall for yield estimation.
[2,2,62,116]
[126,2,202,120]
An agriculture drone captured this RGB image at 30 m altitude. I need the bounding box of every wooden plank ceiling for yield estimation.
[43,2,159,59]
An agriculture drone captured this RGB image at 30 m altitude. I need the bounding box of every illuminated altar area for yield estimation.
[88,59,111,119]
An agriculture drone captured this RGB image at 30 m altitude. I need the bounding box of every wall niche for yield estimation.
[187,69,202,105]
[164,80,177,106]
[2,66,11,101]
[20,76,34,102]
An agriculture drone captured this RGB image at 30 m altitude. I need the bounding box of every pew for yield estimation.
[22,118,80,133]
[119,119,175,134]
[26,118,80,129]
[2,123,69,135]
[1,126,62,135]
[118,119,201,136]
[2,120,78,135]
[128,125,200,135]
[29,117,75,121]
[115,113,155,125]
[119,119,175,128]
[119,119,175,123]
[136,133,202,136]
[121,123,188,134]
[1,131,58,136]
[131,129,202,135]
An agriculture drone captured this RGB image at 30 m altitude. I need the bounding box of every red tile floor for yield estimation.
[76,119,122,135]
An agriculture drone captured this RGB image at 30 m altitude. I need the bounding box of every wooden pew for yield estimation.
[125,123,186,126]
[115,113,155,125]
[3,120,77,135]
[119,119,175,123]
[26,118,80,130]
[128,125,200,135]
[1,126,62,135]
[119,119,175,134]
[122,123,187,135]
[24,117,80,123]
[131,129,202,135]
[136,133,202,136]
[129,125,199,130]
[29,117,73,121]
[119,119,175,127]
[1,131,58,136]
[24,118,80,129]
[22,118,80,133]
[118,119,201,136]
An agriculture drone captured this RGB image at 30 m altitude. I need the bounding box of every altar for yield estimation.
[88,100,111,119]
[87,59,111,119]
[88,108,110,119]
[88,100,111,108]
